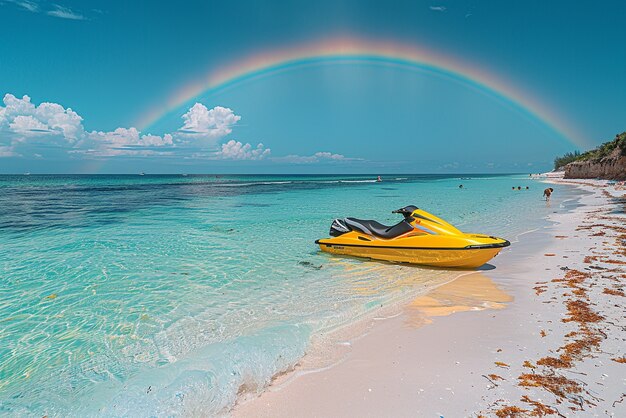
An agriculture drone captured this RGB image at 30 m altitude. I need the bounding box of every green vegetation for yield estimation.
[554,151,581,170]
[554,131,626,170]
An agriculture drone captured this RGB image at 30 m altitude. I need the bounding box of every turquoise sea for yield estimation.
[0,174,576,416]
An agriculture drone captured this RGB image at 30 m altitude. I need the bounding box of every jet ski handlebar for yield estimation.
[392,205,419,218]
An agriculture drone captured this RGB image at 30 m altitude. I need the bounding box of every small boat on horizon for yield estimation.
[316,205,509,269]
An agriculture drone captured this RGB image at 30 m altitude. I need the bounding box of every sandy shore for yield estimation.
[234,178,626,417]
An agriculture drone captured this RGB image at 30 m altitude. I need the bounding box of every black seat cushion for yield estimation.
[345,218,413,239]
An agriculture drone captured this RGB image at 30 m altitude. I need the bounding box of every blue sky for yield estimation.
[0,0,624,173]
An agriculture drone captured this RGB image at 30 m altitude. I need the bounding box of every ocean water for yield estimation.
[0,174,576,416]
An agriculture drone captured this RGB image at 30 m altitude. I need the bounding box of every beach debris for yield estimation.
[494,361,509,368]
[540,330,547,337]
[494,405,528,417]
[611,357,626,363]
[519,373,582,400]
[602,288,625,297]
[520,395,558,416]
[544,253,556,257]
[536,355,572,369]
[587,265,605,270]
[482,374,500,388]
[45,293,57,300]
[562,299,604,324]
[583,255,600,263]
[298,261,322,269]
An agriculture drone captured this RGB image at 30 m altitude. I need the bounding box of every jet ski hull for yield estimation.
[317,206,510,269]
[316,239,506,269]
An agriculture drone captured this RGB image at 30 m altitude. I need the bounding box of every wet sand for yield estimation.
[406,271,512,324]
[233,177,626,417]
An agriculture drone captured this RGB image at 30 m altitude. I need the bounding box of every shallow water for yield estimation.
[0,174,578,416]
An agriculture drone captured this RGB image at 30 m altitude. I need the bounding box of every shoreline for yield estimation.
[233,177,626,417]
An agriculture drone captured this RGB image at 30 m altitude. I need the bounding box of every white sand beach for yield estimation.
[234,177,626,417]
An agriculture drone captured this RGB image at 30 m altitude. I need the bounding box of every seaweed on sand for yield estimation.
[520,395,559,416]
[494,405,528,418]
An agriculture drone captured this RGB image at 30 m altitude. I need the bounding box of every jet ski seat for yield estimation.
[345,218,414,239]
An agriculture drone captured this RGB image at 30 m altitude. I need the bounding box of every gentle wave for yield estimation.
[215,181,293,187]
[213,179,384,187]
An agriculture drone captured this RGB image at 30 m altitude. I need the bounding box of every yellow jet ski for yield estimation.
[316,205,510,269]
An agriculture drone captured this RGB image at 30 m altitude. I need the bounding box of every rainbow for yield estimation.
[136,36,588,148]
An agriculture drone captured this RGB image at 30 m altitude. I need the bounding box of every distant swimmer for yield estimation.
[517,186,522,190]
[543,187,554,201]
[459,184,463,189]
[526,186,529,190]
[512,186,516,190]
[377,176,382,182]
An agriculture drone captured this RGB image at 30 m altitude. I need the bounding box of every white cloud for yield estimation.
[9,115,49,134]
[81,128,174,156]
[0,94,84,140]
[180,103,241,138]
[313,152,346,160]
[274,151,358,164]
[47,5,85,20]
[141,133,174,147]
[0,94,178,153]
[0,145,17,157]
[13,0,39,12]
[441,161,460,169]
[216,140,270,160]
[4,1,87,19]
[0,93,273,162]
[429,6,447,12]
[1,94,36,119]
[0,94,176,157]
